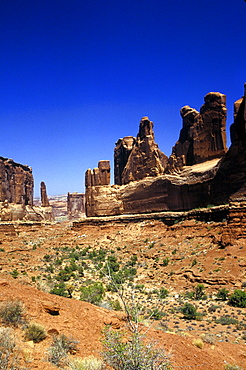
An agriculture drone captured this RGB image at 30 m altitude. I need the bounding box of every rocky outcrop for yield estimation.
[114,136,135,185]
[115,117,168,185]
[168,92,227,172]
[0,158,54,221]
[85,84,246,218]
[0,157,33,205]
[67,192,85,219]
[85,160,110,187]
[41,181,50,207]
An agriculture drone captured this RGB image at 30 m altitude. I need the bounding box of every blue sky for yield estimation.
[0,0,245,196]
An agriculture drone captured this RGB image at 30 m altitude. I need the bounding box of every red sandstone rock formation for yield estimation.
[85,160,110,187]
[114,136,135,185]
[85,84,246,218]
[118,117,168,184]
[168,92,227,172]
[0,157,33,206]
[67,192,85,219]
[40,181,50,207]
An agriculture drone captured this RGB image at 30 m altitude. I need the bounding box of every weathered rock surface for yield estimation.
[0,157,33,205]
[0,158,54,221]
[85,85,246,217]
[116,117,168,185]
[41,181,50,207]
[67,192,85,219]
[114,136,135,185]
[168,92,227,172]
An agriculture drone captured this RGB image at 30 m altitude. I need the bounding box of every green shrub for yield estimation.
[228,290,246,308]
[24,322,47,343]
[162,258,169,266]
[50,282,68,297]
[80,282,105,305]
[216,288,229,301]
[10,269,19,279]
[148,308,166,320]
[0,300,24,327]
[102,328,171,370]
[181,303,198,320]
[193,284,207,300]
[215,316,238,325]
[159,288,169,299]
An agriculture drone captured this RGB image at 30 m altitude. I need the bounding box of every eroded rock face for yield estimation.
[0,157,33,206]
[119,117,168,184]
[85,84,246,217]
[67,192,85,219]
[41,181,50,207]
[169,92,227,172]
[114,136,135,185]
[85,160,110,187]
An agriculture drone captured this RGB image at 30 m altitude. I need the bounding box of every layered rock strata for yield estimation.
[115,117,168,185]
[85,85,246,217]
[0,158,54,221]
[67,192,85,219]
[0,157,33,206]
[168,92,227,172]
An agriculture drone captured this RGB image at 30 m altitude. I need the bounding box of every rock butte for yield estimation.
[0,157,54,221]
[85,84,246,233]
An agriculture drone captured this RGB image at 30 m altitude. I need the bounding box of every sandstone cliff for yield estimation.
[85,84,246,217]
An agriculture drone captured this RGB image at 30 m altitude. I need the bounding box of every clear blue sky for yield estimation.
[0,0,245,196]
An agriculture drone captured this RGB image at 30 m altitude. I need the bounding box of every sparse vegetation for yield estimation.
[80,282,105,305]
[47,334,79,366]
[0,327,20,370]
[24,322,47,343]
[181,303,198,320]
[68,356,104,370]
[228,290,246,308]
[102,328,171,370]
[216,288,229,301]
[0,300,24,327]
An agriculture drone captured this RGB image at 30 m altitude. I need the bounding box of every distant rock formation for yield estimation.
[67,192,85,220]
[115,117,168,185]
[41,181,50,207]
[0,158,54,221]
[85,160,110,187]
[168,92,227,172]
[0,157,33,205]
[85,84,246,217]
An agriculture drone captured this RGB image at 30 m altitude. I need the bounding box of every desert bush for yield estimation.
[50,282,68,297]
[47,334,79,366]
[201,333,215,344]
[228,290,246,308]
[224,364,243,370]
[181,303,198,320]
[215,316,238,325]
[193,284,207,300]
[102,328,171,370]
[216,288,229,301]
[162,257,169,266]
[24,322,47,343]
[0,327,24,370]
[192,338,203,349]
[69,356,104,370]
[80,282,105,305]
[0,300,24,327]
[159,288,169,299]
